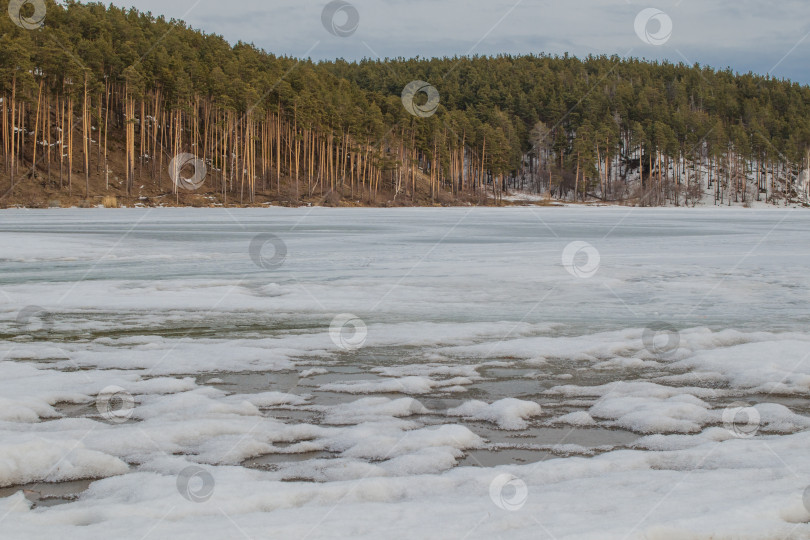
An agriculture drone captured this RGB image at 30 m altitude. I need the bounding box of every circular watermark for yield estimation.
[8,0,45,30]
[402,81,440,119]
[95,386,135,424]
[634,8,673,46]
[321,0,359,38]
[722,402,761,439]
[329,313,367,351]
[169,153,207,191]
[642,322,681,357]
[249,233,288,270]
[407,395,453,417]
[16,305,52,334]
[489,473,528,512]
[561,241,601,279]
[421,396,453,416]
[176,466,215,503]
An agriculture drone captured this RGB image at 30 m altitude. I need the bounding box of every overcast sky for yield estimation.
[109,0,810,84]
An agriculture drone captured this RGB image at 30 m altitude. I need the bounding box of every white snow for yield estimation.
[1,207,810,538]
[552,411,597,427]
[447,398,543,430]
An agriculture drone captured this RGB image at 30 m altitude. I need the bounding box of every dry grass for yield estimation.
[102,196,119,208]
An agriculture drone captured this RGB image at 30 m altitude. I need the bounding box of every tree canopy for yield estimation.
[2,0,809,206]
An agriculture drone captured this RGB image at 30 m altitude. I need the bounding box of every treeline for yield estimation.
[1,0,810,207]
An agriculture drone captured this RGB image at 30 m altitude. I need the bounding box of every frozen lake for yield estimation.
[1,207,810,538]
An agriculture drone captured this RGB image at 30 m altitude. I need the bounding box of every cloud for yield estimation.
[110,0,810,83]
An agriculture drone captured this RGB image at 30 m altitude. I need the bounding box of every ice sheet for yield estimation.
[1,208,809,538]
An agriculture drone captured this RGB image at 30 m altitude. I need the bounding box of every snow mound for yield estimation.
[447,398,542,430]
[0,439,129,487]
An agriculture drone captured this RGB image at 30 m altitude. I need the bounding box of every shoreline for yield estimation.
[2,202,805,211]
[3,192,806,211]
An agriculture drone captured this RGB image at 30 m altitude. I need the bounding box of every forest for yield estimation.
[2,0,810,208]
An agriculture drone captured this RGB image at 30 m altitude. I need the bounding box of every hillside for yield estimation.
[2,1,810,208]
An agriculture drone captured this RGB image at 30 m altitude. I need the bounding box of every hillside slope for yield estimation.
[1,1,810,208]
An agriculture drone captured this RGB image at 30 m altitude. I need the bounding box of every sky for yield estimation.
[108,0,810,84]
